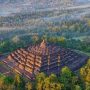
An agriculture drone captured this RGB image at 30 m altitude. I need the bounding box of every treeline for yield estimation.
[0,35,39,53]
[0,35,90,56]
[48,36,90,53]
[0,59,90,90]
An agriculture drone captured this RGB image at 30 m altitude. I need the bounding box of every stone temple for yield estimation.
[5,40,89,79]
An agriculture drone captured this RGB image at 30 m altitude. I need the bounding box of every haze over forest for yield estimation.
[0,0,90,16]
[0,0,90,56]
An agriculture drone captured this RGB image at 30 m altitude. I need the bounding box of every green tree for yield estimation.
[43,74,62,90]
[74,85,82,90]
[14,74,25,90]
[4,76,14,90]
[59,66,73,90]
[25,82,32,90]
[0,74,5,89]
[36,72,46,90]
[49,74,58,83]
[12,35,20,44]
[80,59,90,90]
[43,77,50,90]
[32,35,39,44]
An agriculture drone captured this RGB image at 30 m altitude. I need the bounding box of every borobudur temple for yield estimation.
[4,40,89,79]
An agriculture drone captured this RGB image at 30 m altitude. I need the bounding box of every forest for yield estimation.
[0,59,90,90]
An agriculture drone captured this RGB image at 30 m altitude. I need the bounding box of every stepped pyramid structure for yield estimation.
[5,40,88,79]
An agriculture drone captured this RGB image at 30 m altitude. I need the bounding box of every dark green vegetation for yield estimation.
[0,59,90,90]
[0,35,90,56]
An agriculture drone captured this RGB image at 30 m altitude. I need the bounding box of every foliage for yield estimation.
[80,59,90,90]
[0,59,90,90]
[25,82,32,90]
[0,36,90,56]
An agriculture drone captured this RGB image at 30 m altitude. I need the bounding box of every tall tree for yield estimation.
[36,72,46,90]
[25,82,32,90]
[80,59,90,90]
[59,66,73,90]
